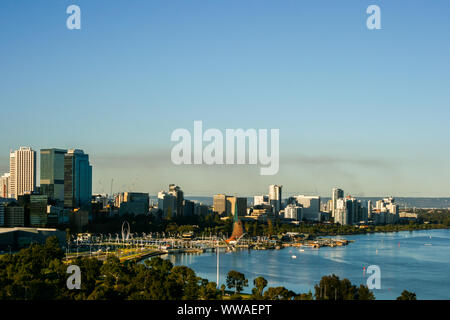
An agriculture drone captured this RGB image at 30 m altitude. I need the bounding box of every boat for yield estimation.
[291,255,297,259]
[299,249,305,252]
[424,243,432,246]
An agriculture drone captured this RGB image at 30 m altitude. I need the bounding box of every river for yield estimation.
[155,229,450,300]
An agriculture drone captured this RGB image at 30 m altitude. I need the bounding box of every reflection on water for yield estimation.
[144,229,450,300]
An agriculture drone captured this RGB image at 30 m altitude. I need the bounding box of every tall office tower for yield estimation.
[269,185,282,215]
[331,188,344,218]
[346,197,359,225]
[64,149,92,209]
[334,198,348,225]
[213,194,229,215]
[295,195,321,221]
[40,148,67,203]
[9,147,36,199]
[0,173,10,198]
[168,184,184,217]
[335,196,365,225]
[183,199,195,216]
[367,200,372,219]
[158,191,177,218]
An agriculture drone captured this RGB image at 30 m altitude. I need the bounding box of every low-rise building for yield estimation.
[0,227,66,251]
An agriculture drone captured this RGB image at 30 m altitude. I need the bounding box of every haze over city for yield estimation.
[1,1,449,197]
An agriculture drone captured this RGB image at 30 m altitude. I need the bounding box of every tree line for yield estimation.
[84,211,448,240]
[0,237,415,300]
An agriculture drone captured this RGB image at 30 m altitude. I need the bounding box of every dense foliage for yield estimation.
[418,209,450,226]
[0,237,415,300]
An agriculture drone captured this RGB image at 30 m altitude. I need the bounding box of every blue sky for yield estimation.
[1,0,449,197]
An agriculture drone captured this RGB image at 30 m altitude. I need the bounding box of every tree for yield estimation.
[294,291,313,300]
[226,270,248,294]
[199,280,219,300]
[263,286,295,300]
[267,220,274,236]
[356,284,375,300]
[397,290,417,300]
[168,266,199,299]
[251,276,268,299]
[314,274,357,300]
[220,284,226,297]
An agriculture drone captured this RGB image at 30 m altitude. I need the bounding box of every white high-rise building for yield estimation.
[9,147,36,199]
[373,197,398,224]
[0,173,10,198]
[269,185,282,215]
[334,198,348,225]
[331,188,344,218]
[284,204,303,221]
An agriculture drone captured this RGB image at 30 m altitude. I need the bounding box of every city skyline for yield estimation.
[1,144,450,198]
[1,1,450,197]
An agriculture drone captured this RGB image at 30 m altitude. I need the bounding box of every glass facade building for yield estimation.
[40,148,67,203]
[64,149,92,209]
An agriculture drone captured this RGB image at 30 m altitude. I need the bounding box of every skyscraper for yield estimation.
[64,149,92,209]
[168,184,184,217]
[158,190,176,218]
[40,148,67,203]
[295,195,321,221]
[331,188,344,218]
[367,200,372,219]
[334,198,348,225]
[9,147,36,199]
[269,185,282,215]
[334,196,366,225]
[213,194,228,215]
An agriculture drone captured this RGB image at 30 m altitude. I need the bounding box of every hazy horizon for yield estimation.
[1,1,449,197]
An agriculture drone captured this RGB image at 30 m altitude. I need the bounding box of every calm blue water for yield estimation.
[159,229,450,300]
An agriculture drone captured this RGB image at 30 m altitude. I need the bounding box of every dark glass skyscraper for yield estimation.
[64,149,92,209]
[40,148,67,204]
